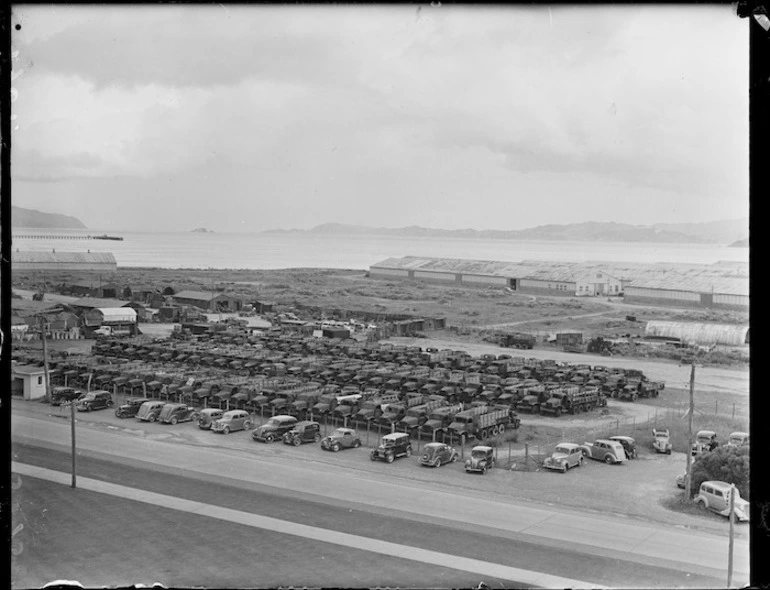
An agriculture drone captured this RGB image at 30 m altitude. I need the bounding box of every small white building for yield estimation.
[12,364,48,400]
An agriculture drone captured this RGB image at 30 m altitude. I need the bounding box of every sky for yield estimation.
[11,4,749,233]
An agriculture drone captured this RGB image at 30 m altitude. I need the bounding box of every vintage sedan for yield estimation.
[726,432,749,449]
[198,408,224,430]
[419,442,459,468]
[75,390,113,412]
[579,439,626,464]
[51,387,81,406]
[609,436,637,459]
[370,432,412,463]
[465,446,495,474]
[691,430,719,456]
[543,442,584,472]
[211,410,253,434]
[320,427,362,452]
[135,400,166,422]
[282,421,322,446]
[252,415,297,442]
[115,397,150,419]
[159,403,199,425]
[695,481,750,522]
[652,428,673,454]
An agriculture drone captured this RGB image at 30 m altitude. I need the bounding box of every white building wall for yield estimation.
[19,373,48,400]
[370,268,409,277]
[461,274,508,285]
[713,293,750,307]
[520,278,576,293]
[625,287,700,302]
[413,270,455,281]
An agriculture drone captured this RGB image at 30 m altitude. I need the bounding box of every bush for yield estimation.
[690,445,750,500]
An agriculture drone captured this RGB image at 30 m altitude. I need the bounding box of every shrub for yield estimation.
[689,445,750,500]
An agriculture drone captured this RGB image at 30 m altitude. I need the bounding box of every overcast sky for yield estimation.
[11,4,748,233]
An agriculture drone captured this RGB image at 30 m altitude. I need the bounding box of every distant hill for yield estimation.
[266,219,749,244]
[12,206,87,229]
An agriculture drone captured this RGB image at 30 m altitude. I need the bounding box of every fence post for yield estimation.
[366,420,370,446]
[461,434,465,459]
[525,443,529,471]
[508,440,511,465]
[715,400,718,415]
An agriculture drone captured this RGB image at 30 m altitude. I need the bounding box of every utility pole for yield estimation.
[38,315,51,403]
[684,362,695,502]
[70,395,77,488]
[727,483,735,587]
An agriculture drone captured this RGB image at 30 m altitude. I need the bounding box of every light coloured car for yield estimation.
[211,410,252,434]
[579,439,627,464]
[136,400,166,422]
[543,442,584,472]
[726,432,749,448]
[652,428,672,454]
[320,427,362,452]
[695,481,749,522]
[198,408,224,430]
[691,430,718,456]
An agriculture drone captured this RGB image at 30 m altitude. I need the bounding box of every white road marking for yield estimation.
[13,461,604,589]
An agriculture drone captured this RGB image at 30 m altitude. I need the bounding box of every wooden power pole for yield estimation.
[684,362,695,502]
[39,315,51,403]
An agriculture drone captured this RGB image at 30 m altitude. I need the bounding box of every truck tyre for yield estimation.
[498,424,505,435]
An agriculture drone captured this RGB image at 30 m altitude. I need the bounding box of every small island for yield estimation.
[191,228,214,233]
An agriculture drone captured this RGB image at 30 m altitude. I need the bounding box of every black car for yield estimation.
[51,387,81,406]
[282,421,322,446]
[75,390,113,412]
[370,432,413,463]
[115,397,150,419]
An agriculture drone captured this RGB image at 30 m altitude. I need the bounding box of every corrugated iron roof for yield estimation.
[645,321,749,346]
[174,290,222,301]
[96,308,137,323]
[71,297,132,308]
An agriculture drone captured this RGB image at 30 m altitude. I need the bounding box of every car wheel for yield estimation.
[107,400,113,407]
[696,498,707,509]
[433,459,440,468]
[170,417,178,425]
[481,466,487,475]
[353,440,361,448]
[292,437,302,447]
[244,421,252,430]
[581,448,589,457]
[333,445,341,452]
[578,457,584,467]
[86,405,92,412]
[554,408,561,417]
[667,449,672,455]
[405,447,412,457]
[451,453,458,463]
[265,433,274,442]
[386,453,394,463]
[115,409,122,418]
[562,464,568,473]
[604,455,614,464]
[148,413,155,422]
[314,433,321,443]
[223,426,230,435]
[370,452,377,461]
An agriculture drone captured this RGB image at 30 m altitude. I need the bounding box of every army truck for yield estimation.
[444,405,520,442]
[539,385,606,416]
[500,332,536,349]
[397,398,447,435]
[351,393,400,426]
[515,385,549,414]
[418,404,465,441]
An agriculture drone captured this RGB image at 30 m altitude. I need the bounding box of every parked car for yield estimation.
[652,428,672,454]
[695,481,750,522]
[609,435,637,459]
[370,432,412,463]
[159,403,199,425]
[75,390,113,412]
[579,439,627,464]
[419,442,459,468]
[252,415,297,442]
[283,421,322,446]
[51,387,81,406]
[691,430,719,456]
[198,408,224,430]
[212,410,253,434]
[726,431,749,448]
[135,400,166,422]
[465,446,496,474]
[543,442,584,472]
[320,427,362,452]
[115,397,150,418]
[676,473,686,489]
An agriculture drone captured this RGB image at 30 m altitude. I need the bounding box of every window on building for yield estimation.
[37,376,43,385]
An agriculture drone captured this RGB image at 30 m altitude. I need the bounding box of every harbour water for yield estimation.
[12,229,750,270]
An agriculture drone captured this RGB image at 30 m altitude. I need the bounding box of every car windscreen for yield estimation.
[471,450,488,459]
[554,447,571,454]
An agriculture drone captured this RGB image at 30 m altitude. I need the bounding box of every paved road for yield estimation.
[12,411,749,588]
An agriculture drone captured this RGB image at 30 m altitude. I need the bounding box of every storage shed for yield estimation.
[12,364,48,400]
[174,290,243,312]
[645,321,749,346]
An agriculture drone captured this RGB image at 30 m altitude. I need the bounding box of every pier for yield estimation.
[14,234,123,241]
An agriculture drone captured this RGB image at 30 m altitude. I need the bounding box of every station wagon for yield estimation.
[198,408,224,429]
[695,481,750,522]
[282,421,322,446]
[252,415,297,442]
[543,442,584,472]
[136,400,166,422]
[211,410,253,434]
[579,439,626,464]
